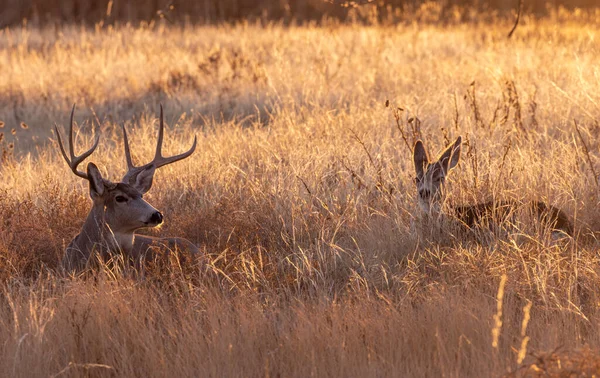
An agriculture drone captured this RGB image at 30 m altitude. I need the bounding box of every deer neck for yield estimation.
[417,193,449,225]
[78,204,134,255]
[421,196,447,218]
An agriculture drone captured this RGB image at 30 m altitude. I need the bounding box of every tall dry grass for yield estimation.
[0,12,599,377]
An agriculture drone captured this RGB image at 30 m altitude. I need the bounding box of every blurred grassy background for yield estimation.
[1,0,599,27]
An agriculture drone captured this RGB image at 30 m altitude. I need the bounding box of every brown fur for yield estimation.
[452,200,573,236]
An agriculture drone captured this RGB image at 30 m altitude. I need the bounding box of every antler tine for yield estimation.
[121,124,135,171]
[151,104,197,168]
[154,134,197,168]
[68,104,75,161]
[154,104,165,160]
[55,104,99,180]
[121,105,197,184]
[55,124,71,169]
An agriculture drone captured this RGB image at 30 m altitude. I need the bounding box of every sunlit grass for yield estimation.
[0,12,599,377]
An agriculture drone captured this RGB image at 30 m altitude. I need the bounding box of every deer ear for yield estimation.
[87,163,105,199]
[132,165,156,194]
[413,140,428,178]
[439,136,462,174]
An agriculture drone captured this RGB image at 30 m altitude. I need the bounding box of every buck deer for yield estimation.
[56,105,199,272]
[413,136,573,239]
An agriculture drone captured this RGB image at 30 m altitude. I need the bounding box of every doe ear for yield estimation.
[438,136,462,174]
[413,140,429,178]
[132,165,156,194]
[87,163,105,199]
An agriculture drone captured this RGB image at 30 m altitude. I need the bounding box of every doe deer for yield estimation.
[413,136,573,239]
[56,105,199,272]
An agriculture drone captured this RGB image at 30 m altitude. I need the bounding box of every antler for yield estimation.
[121,105,197,184]
[55,104,100,180]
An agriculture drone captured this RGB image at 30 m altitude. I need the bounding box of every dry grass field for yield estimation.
[1,8,600,377]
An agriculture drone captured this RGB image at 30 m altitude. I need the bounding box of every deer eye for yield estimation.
[115,195,128,203]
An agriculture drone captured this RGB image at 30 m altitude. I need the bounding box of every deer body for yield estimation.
[413,136,573,238]
[57,105,199,272]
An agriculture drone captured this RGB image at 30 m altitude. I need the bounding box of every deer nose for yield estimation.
[149,211,163,225]
[419,189,430,199]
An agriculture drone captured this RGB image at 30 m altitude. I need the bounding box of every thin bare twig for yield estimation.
[465,135,479,189]
[339,156,366,190]
[507,0,523,38]
[466,82,485,129]
[296,175,313,196]
[492,139,512,195]
[387,101,421,153]
[347,128,377,172]
[574,119,599,189]
[452,92,459,130]
[392,107,413,152]
[347,127,390,195]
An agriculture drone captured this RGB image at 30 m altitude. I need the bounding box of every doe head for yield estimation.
[413,136,462,214]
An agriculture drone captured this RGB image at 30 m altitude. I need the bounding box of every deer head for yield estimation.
[413,136,462,214]
[55,105,197,239]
